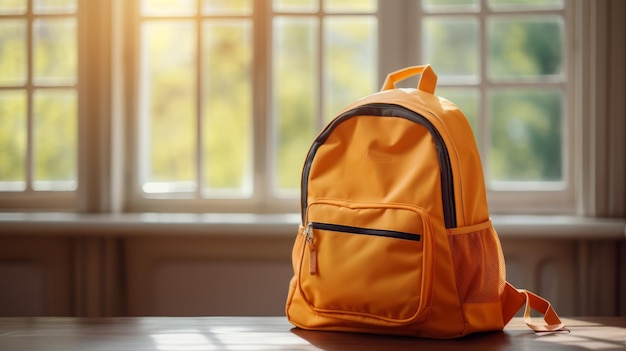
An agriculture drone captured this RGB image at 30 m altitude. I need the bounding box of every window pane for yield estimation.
[33,0,77,14]
[202,0,252,15]
[324,16,377,121]
[422,17,479,83]
[488,16,564,80]
[273,0,318,13]
[140,21,196,193]
[0,0,26,15]
[436,88,480,140]
[141,0,196,16]
[422,0,479,12]
[33,18,77,86]
[0,19,26,86]
[324,0,376,13]
[273,16,318,192]
[488,88,562,184]
[488,0,563,11]
[202,20,252,196]
[0,90,26,191]
[33,89,77,191]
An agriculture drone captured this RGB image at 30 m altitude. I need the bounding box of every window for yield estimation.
[0,0,78,208]
[126,0,378,212]
[419,0,573,213]
[0,0,582,215]
[135,1,255,199]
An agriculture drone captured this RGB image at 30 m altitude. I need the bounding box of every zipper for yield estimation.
[309,222,421,242]
[303,223,317,275]
[300,103,456,229]
[302,221,422,275]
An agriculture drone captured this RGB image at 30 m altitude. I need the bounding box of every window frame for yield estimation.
[484,2,577,214]
[416,1,577,215]
[122,0,579,215]
[0,0,607,217]
[0,0,81,210]
[123,0,382,214]
[122,0,278,214]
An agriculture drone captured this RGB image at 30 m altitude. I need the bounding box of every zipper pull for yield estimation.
[304,222,317,275]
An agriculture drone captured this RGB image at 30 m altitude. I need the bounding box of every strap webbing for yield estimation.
[503,281,568,332]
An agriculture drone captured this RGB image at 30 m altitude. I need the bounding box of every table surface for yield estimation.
[0,316,624,351]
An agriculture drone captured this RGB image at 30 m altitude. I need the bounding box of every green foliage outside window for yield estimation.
[0,0,566,197]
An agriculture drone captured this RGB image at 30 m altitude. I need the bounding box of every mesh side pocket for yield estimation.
[447,221,506,304]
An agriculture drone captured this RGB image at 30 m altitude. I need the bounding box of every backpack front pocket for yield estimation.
[298,200,433,325]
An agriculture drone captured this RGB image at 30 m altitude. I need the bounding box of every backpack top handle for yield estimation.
[381,65,438,94]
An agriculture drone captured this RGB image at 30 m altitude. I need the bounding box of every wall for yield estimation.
[0,218,624,318]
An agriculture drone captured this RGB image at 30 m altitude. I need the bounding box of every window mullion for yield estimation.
[77,0,111,212]
[26,0,34,193]
[317,6,324,131]
[479,0,490,168]
[195,2,203,199]
[254,0,271,209]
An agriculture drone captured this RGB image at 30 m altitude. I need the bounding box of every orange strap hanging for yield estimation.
[520,289,568,332]
[503,281,568,333]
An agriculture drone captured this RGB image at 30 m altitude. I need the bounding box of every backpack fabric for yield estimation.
[285,65,565,338]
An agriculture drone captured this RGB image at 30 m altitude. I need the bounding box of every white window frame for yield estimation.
[483,1,576,214]
[122,0,382,214]
[121,0,580,215]
[379,0,578,215]
[1,0,619,218]
[0,0,86,211]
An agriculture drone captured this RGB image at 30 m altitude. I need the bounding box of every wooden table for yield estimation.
[0,316,624,350]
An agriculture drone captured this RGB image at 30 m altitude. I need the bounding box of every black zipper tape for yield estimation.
[310,222,421,242]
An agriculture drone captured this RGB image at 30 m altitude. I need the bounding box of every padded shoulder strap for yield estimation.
[502,281,567,332]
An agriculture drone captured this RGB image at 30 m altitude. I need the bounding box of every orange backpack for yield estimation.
[285,65,566,338]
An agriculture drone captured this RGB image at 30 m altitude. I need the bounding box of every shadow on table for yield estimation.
[291,327,511,351]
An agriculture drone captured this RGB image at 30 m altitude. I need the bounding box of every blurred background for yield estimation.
[0,0,624,318]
